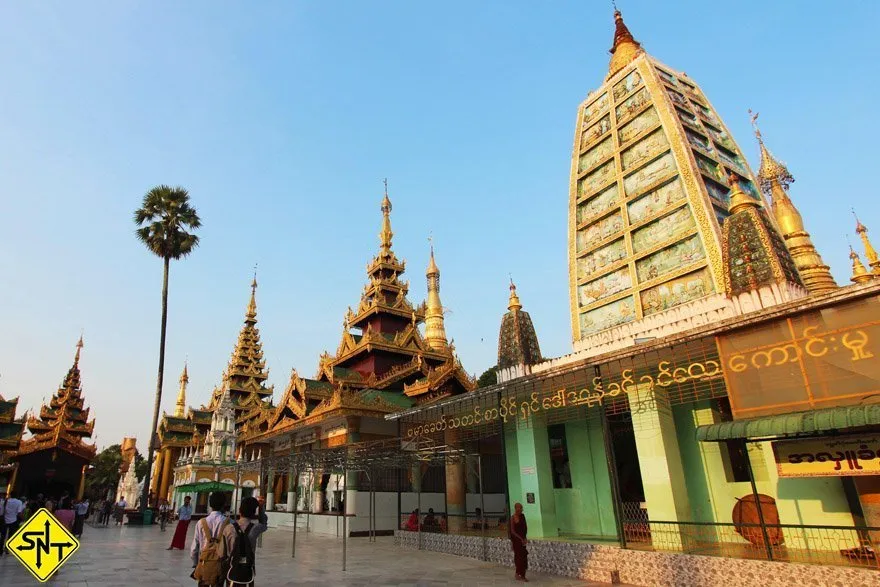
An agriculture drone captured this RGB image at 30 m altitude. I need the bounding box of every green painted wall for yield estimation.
[504,426,521,511]
[673,402,857,547]
[515,421,558,537]
[552,417,617,537]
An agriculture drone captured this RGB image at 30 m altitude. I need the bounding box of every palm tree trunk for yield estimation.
[141,256,171,513]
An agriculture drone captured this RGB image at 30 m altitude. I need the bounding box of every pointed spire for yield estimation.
[74,335,84,365]
[508,279,522,312]
[424,239,448,350]
[853,210,880,274]
[380,178,394,254]
[850,245,874,284]
[750,110,794,193]
[175,362,188,418]
[607,9,643,78]
[727,172,761,214]
[748,111,837,294]
[246,268,258,323]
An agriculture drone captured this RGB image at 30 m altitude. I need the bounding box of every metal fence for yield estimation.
[622,518,880,570]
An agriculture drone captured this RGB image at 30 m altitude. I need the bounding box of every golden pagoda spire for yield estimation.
[853,210,880,274]
[508,278,522,312]
[849,245,874,284]
[246,267,258,323]
[727,172,760,214]
[74,334,84,365]
[749,111,837,294]
[380,178,394,254]
[607,8,643,79]
[424,239,448,350]
[174,362,188,418]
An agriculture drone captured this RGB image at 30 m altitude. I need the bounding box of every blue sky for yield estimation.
[1,1,878,450]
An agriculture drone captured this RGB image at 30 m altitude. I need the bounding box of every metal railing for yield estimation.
[622,518,880,570]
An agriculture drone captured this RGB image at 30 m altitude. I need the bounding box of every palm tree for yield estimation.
[134,185,201,513]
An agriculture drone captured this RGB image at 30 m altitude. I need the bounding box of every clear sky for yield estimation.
[1,1,878,450]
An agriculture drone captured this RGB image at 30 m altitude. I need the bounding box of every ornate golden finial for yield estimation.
[850,245,874,284]
[607,8,642,78]
[749,110,794,193]
[175,361,188,418]
[853,209,880,273]
[379,179,394,253]
[74,334,84,365]
[748,114,837,294]
[726,172,760,214]
[424,241,448,350]
[245,270,258,322]
[508,278,523,312]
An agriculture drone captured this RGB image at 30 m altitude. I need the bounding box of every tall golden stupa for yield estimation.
[568,10,830,345]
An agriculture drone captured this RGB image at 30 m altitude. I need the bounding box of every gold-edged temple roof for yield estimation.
[18,337,97,461]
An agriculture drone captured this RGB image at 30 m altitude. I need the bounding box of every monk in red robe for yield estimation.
[509,502,529,581]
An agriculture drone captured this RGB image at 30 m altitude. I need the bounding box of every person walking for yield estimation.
[159,499,170,531]
[0,490,25,556]
[508,502,529,582]
[190,492,233,587]
[73,498,89,538]
[167,495,193,550]
[114,497,127,526]
[54,497,77,532]
[223,497,267,586]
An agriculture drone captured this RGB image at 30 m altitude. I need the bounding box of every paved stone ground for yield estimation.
[0,521,613,586]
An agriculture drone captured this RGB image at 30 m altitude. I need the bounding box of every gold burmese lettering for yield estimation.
[725,325,874,376]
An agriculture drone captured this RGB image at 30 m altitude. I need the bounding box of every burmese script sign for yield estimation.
[717,294,880,419]
[405,355,723,438]
[772,434,880,477]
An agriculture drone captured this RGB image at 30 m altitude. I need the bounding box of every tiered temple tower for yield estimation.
[12,337,97,498]
[209,277,274,420]
[497,281,543,379]
[0,393,25,493]
[569,10,784,346]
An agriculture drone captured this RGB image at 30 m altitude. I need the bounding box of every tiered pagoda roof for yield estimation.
[18,337,97,461]
[209,277,275,420]
[257,186,476,439]
[0,393,25,455]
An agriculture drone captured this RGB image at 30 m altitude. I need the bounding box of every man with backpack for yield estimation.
[190,492,233,587]
[224,497,267,587]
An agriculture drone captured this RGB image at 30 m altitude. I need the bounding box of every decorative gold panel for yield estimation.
[632,205,695,254]
[640,267,713,316]
[578,266,633,307]
[578,136,614,173]
[582,92,609,126]
[578,159,616,198]
[621,128,669,171]
[619,106,660,145]
[636,234,706,283]
[612,69,643,102]
[577,183,620,224]
[579,296,636,335]
[580,114,611,151]
[615,87,650,124]
[576,211,624,253]
[627,178,686,225]
[623,151,677,196]
[577,238,627,281]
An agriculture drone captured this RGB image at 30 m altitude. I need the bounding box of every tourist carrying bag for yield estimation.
[193,518,230,585]
[226,522,256,586]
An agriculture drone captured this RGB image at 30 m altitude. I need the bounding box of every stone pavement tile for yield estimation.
[1,521,617,586]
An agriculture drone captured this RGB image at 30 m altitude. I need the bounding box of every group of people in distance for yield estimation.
[403,502,530,582]
[0,489,93,552]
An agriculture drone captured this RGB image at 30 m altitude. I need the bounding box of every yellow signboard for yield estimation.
[6,508,80,582]
[772,434,880,478]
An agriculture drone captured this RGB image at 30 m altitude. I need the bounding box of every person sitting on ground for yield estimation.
[472,507,489,530]
[422,508,437,531]
[405,509,419,531]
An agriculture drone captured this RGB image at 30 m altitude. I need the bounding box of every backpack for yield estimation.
[226,522,255,586]
[193,518,230,585]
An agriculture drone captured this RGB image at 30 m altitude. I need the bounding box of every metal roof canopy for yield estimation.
[216,435,476,477]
